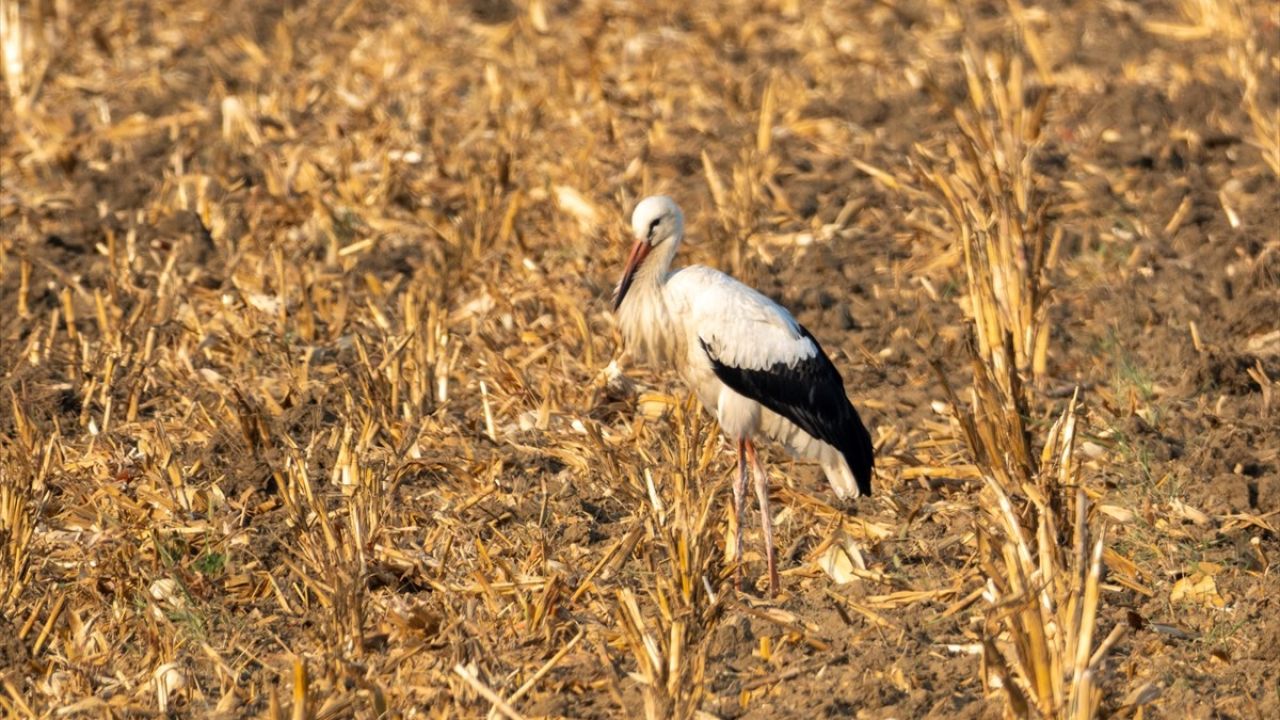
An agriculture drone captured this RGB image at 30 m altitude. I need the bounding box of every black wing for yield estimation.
[701,327,874,495]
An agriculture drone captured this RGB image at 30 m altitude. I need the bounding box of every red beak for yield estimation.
[612,239,651,311]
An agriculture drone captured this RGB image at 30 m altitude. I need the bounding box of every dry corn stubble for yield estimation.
[1,0,1278,718]
[914,38,1132,718]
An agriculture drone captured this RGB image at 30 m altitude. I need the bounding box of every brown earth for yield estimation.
[1,0,1277,718]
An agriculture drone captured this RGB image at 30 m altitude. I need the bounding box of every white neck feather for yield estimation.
[617,239,683,365]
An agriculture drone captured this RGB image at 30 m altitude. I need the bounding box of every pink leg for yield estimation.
[732,439,749,590]
[745,440,780,595]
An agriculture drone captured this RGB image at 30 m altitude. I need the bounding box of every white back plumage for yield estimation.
[665,266,818,371]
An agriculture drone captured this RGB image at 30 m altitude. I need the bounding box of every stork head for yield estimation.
[630,195,684,246]
[613,196,684,311]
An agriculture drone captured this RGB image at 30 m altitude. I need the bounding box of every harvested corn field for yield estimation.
[1,0,1278,717]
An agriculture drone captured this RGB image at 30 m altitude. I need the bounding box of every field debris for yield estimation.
[1,0,1277,717]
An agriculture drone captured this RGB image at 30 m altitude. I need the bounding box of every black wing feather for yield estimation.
[701,327,874,495]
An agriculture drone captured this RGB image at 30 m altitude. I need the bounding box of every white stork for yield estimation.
[612,195,875,593]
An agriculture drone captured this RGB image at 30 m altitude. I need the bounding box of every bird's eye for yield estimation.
[647,217,660,239]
